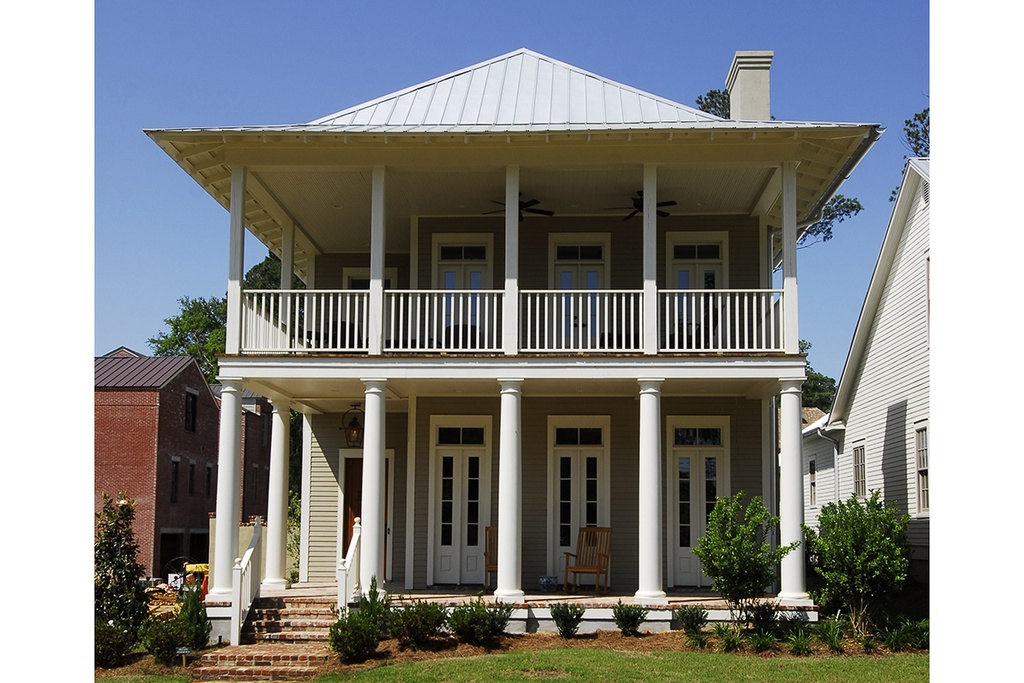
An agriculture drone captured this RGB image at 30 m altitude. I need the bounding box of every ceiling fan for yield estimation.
[605,190,677,220]
[484,194,554,221]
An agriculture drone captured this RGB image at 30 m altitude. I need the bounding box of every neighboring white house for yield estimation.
[802,158,930,580]
[148,48,881,605]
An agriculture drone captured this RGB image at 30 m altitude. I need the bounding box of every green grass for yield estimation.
[316,649,928,682]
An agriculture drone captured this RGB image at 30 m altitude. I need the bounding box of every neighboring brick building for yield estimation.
[95,348,271,579]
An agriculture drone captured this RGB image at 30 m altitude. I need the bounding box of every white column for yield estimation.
[225,166,247,354]
[503,166,520,355]
[781,162,799,354]
[209,381,243,598]
[778,379,811,604]
[369,167,386,355]
[495,378,525,602]
[360,379,388,594]
[642,165,659,355]
[262,399,291,589]
[635,379,666,602]
[280,221,295,291]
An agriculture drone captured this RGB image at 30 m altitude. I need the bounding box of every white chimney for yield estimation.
[725,50,774,120]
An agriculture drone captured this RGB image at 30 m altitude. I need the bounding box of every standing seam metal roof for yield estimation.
[94,355,198,389]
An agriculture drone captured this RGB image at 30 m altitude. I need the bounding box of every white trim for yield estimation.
[426,414,493,586]
[664,415,731,587]
[299,412,313,582]
[546,232,611,289]
[544,415,612,579]
[338,448,396,582]
[342,267,399,289]
[431,233,494,290]
[664,231,730,289]
[404,396,418,589]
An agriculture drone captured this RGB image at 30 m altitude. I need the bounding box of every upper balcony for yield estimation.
[241,287,784,356]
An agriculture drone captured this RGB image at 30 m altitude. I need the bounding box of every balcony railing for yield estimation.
[241,289,785,355]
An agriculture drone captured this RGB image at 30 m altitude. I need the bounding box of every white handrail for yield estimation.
[242,290,370,353]
[658,289,784,352]
[385,290,502,352]
[336,517,362,616]
[521,290,643,352]
[230,517,263,646]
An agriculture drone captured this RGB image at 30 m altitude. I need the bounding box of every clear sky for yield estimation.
[92,0,929,382]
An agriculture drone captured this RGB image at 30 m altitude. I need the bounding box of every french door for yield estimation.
[667,419,730,587]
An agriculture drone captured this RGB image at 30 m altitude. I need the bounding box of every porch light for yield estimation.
[341,404,364,448]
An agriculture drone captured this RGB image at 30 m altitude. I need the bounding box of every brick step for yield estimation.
[195,643,331,681]
[246,631,330,643]
[194,664,322,680]
[251,607,337,619]
[248,619,336,633]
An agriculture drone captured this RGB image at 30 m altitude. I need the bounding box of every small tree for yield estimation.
[693,492,797,627]
[95,493,150,665]
[803,491,911,635]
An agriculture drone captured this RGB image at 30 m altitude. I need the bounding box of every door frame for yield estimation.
[663,416,731,587]
[426,415,493,586]
[338,448,395,582]
[545,415,612,580]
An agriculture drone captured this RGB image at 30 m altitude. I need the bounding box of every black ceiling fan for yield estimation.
[605,190,677,220]
[484,194,554,221]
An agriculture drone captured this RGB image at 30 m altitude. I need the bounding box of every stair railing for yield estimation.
[336,517,362,616]
[230,517,263,646]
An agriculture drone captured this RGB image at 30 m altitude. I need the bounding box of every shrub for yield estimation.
[359,576,392,639]
[785,625,812,656]
[747,629,777,653]
[673,605,708,635]
[549,602,585,639]
[803,491,911,634]
[141,615,190,666]
[95,494,149,641]
[329,608,381,662]
[611,600,648,637]
[389,600,449,648]
[816,615,846,653]
[907,618,929,649]
[94,619,135,668]
[177,587,211,650]
[448,596,514,645]
[693,493,798,626]
[713,622,743,652]
[878,615,928,651]
[744,601,778,635]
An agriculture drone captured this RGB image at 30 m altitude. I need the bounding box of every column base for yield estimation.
[205,587,232,601]
[494,589,525,603]
[777,592,814,607]
[633,590,668,605]
[261,578,291,590]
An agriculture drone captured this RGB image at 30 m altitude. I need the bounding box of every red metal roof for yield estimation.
[94,355,197,389]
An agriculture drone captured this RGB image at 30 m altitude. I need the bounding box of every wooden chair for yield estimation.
[563,526,611,592]
[484,526,498,590]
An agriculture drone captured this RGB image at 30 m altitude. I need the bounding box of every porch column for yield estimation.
[280,221,295,290]
[635,379,667,602]
[209,380,243,598]
[225,166,247,355]
[502,166,520,355]
[369,167,386,355]
[781,162,799,353]
[642,164,659,355]
[495,379,525,602]
[778,379,811,604]
[262,399,291,589]
[360,379,388,594]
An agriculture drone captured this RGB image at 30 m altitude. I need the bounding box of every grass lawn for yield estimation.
[316,649,928,683]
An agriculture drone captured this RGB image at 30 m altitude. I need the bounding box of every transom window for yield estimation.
[437,426,486,445]
[555,427,603,446]
[674,427,722,446]
[440,245,487,261]
[555,245,604,261]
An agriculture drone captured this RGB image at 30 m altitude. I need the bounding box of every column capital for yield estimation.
[270,398,291,413]
[779,379,804,395]
[497,378,525,392]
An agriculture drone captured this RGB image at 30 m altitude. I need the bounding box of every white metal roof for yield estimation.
[307,48,721,133]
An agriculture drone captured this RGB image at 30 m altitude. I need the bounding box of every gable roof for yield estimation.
[309,48,723,133]
[95,355,202,390]
[826,158,929,428]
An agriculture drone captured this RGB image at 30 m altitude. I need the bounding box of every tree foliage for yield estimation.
[95,493,150,651]
[147,295,227,383]
[802,491,912,634]
[799,340,837,412]
[799,194,864,248]
[891,107,930,201]
[695,88,731,118]
[693,492,798,624]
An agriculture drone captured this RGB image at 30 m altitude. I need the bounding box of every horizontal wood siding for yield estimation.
[802,433,837,527]
[835,177,929,556]
[311,253,409,289]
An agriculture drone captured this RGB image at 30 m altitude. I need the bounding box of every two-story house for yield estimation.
[147,48,880,605]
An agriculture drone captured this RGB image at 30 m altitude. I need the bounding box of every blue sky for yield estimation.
[92,0,929,381]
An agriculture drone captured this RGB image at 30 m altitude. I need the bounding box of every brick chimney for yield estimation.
[725,50,774,120]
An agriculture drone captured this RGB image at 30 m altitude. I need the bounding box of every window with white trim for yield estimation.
[853,445,866,498]
[809,459,817,506]
[916,427,929,512]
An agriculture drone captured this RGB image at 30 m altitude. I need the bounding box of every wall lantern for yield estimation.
[341,404,364,448]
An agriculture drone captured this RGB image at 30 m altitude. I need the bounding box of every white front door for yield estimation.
[668,419,730,587]
[431,422,491,585]
[547,419,610,585]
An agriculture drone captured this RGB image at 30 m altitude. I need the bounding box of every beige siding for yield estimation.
[836,177,929,557]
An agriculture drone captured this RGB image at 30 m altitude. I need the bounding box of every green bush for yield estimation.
[713,622,743,652]
[448,596,514,645]
[94,619,136,668]
[549,602,585,639]
[359,576,393,639]
[803,491,911,634]
[141,615,190,666]
[693,492,798,626]
[746,629,777,653]
[329,608,381,662]
[389,600,449,648]
[744,601,778,635]
[815,615,846,653]
[672,605,708,635]
[95,494,149,640]
[177,587,211,649]
[611,600,648,637]
[785,625,811,656]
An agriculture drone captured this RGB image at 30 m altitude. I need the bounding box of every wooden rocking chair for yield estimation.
[484,526,498,591]
[563,526,611,592]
